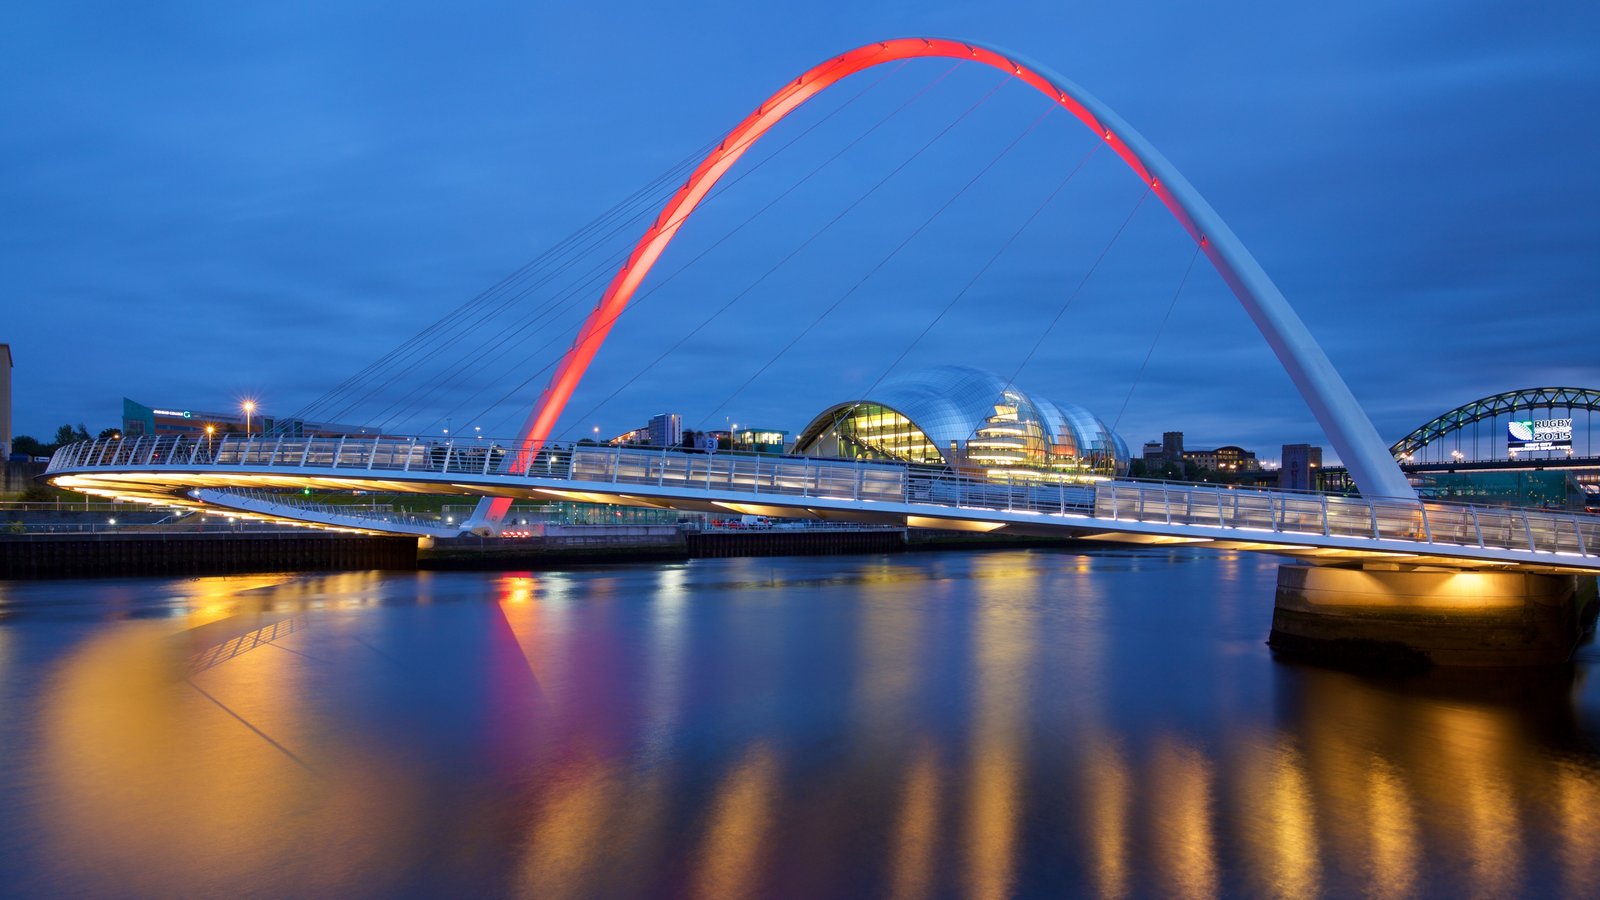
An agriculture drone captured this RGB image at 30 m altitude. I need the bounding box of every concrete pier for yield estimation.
[1269,564,1598,669]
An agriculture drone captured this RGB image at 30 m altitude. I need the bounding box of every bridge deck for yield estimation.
[46,435,1600,573]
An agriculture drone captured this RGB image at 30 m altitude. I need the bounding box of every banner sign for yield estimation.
[1507,418,1572,452]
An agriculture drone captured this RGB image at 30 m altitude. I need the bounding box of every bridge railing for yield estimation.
[203,488,452,531]
[1094,480,1596,558]
[46,436,1600,561]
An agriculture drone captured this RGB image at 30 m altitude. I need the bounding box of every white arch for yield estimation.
[473,37,1412,529]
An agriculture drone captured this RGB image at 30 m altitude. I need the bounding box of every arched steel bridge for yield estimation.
[1391,387,1600,460]
[472,34,1415,532]
[45,434,1600,574]
[54,38,1555,563]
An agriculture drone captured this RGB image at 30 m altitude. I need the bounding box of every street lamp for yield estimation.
[241,399,256,435]
[206,424,215,455]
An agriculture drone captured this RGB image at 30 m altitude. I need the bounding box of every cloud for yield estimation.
[3,0,1596,465]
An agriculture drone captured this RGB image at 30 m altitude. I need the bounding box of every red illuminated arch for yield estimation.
[477,38,1412,526]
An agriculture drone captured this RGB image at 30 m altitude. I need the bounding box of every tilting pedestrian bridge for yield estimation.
[45,434,1600,574]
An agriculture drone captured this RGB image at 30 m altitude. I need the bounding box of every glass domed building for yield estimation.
[791,366,1129,479]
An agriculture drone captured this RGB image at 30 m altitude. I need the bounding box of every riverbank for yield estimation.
[0,533,419,579]
[1,526,1110,579]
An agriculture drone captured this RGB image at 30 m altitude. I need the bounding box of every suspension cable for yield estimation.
[692,75,1037,433]
[461,63,983,440]
[816,140,1103,443]
[999,186,1153,396]
[286,136,719,426]
[400,60,922,435]
[1109,243,1201,435]
[523,64,985,440]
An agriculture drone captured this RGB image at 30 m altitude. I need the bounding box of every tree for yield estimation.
[53,424,78,447]
[11,435,47,457]
[96,427,121,440]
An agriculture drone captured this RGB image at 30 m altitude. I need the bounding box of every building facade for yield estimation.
[791,366,1129,479]
[1281,443,1324,492]
[1162,431,1184,462]
[1182,444,1259,473]
[121,398,371,439]
[1,343,11,459]
[647,413,682,449]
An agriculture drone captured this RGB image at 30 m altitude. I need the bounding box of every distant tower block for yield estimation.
[1162,431,1184,462]
[0,343,12,459]
[1281,443,1323,492]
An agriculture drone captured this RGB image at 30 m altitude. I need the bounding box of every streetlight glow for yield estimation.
[241,399,257,435]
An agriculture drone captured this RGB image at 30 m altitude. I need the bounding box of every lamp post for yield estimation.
[206,424,215,456]
[242,400,256,435]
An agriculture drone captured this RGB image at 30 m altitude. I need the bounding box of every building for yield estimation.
[791,366,1129,479]
[731,426,788,454]
[1140,430,1260,475]
[121,398,371,439]
[609,413,686,448]
[1213,445,1259,472]
[1181,444,1259,473]
[647,413,682,449]
[0,343,11,459]
[1281,443,1323,492]
[1162,431,1184,462]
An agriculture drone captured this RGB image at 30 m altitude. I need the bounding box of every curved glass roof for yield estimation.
[793,365,1129,474]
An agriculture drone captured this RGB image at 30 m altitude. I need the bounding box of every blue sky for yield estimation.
[4,1,1597,461]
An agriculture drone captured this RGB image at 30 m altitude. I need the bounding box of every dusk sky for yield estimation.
[5,1,1598,462]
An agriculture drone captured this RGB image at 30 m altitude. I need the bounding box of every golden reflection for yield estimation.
[888,742,942,900]
[1555,761,1600,897]
[1242,739,1320,898]
[1428,705,1521,895]
[39,616,414,895]
[693,744,781,900]
[496,574,557,689]
[964,553,1036,900]
[1152,736,1218,898]
[1085,736,1131,899]
[504,575,534,605]
[642,568,688,766]
[1365,755,1417,899]
[851,574,925,749]
[514,759,622,899]
[178,573,300,627]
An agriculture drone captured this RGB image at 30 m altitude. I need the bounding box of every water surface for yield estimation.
[2,548,1598,897]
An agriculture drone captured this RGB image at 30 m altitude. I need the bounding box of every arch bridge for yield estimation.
[45,433,1600,575]
[43,39,1600,584]
[1391,387,1600,462]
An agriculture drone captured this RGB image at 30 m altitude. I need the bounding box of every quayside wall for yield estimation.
[0,533,419,579]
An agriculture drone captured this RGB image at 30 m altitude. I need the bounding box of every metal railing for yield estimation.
[204,489,454,531]
[47,435,1600,562]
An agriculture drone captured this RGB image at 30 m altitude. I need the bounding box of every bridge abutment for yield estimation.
[1269,564,1597,669]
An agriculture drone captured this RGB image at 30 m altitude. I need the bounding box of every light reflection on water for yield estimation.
[1,549,1599,896]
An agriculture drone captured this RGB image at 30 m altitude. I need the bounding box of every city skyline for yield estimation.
[5,2,1598,460]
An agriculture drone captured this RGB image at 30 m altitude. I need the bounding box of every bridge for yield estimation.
[45,433,1600,574]
[35,38,1600,664]
[1391,387,1600,464]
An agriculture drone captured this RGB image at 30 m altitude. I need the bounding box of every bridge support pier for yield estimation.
[1269,565,1597,669]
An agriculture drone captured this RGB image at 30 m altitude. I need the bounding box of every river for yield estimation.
[2,547,1598,896]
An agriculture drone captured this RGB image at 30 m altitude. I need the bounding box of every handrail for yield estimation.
[45,436,1600,561]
